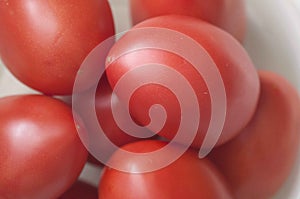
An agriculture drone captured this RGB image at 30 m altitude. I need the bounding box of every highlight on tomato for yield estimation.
[0,95,88,199]
[0,0,115,95]
[105,15,260,150]
[98,140,233,199]
[130,0,246,42]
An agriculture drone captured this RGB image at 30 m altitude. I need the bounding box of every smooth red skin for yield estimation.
[73,75,142,164]
[85,75,142,166]
[0,95,88,199]
[98,140,233,199]
[0,0,115,95]
[130,0,246,42]
[95,75,141,147]
[106,15,260,148]
[209,71,300,199]
[59,181,98,199]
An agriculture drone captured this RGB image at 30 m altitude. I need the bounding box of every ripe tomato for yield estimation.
[0,95,88,199]
[98,140,233,199]
[0,0,115,95]
[95,75,141,147]
[59,181,98,199]
[105,15,260,149]
[209,71,300,199]
[130,0,246,42]
[72,74,143,164]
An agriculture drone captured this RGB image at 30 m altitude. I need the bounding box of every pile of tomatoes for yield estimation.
[0,1,300,199]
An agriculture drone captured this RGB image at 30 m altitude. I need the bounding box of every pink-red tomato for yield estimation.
[0,95,88,199]
[0,0,115,95]
[130,0,246,42]
[106,15,260,149]
[73,74,142,164]
[209,71,300,199]
[98,140,233,199]
[95,75,141,147]
[59,181,98,199]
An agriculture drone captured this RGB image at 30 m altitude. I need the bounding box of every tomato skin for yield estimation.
[0,95,88,199]
[0,0,115,95]
[209,71,300,199]
[95,75,141,147]
[98,140,233,199]
[59,181,98,199]
[73,74,141,163]
[106,15,260,148]
[130,0,246,42]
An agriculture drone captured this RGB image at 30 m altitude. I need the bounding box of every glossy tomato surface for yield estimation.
[209,71,300,199]
[95,75,141,147]
[130,0,246,42]
[59,181,98,199]
[0,95,88,199]
[73,74,143,164]
[105,15,260,149]
[0,0,115,95]
[98,140,233,199]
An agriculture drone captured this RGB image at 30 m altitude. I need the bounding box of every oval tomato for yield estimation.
[130,0,246,42]
[95,75,141,147]
[0,95,88,199]
[59,181,98,199]
[209,71,300,199]
[73,74,143,164]
[0,0,115,95]
[98,140,233,199]
[105,15,260,149]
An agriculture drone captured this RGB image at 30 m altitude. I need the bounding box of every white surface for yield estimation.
[0,0,300,198]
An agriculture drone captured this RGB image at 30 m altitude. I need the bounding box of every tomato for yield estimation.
[95,74,141,147]
[0,0,115,95]
[0,95,88,199]
[209,71,300,199]
[59,181,98,199]
[98,140,233,199]
[130,0,246,42]
[72,74,143,164]
[105,15,260,149]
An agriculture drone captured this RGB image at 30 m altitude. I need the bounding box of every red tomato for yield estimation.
[59,181,98,199]
[98,140,233,199]
[130,0,246,42]
[0,0,115,95]
[209,71,300,199]
[73,74,143,164]
[105,15,260,149]
[95,75,141,147]
[0,95,88,199]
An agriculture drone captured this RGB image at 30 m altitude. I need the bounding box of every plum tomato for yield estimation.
[95,74,141,147]
[0,0,115,95]
[72,74,143,164]
[130,0,246,42]
[105,15,260,149]
[98,140,233,199]
[209,71,300,199]
[0,95,88,199]
[59,181,98,199]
